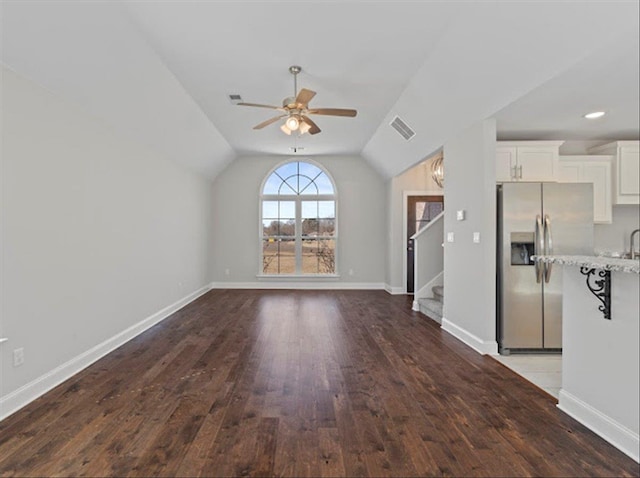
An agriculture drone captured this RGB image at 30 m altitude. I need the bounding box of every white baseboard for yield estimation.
[558,390,639,463]
[211,281,386,290]
[0,284,212,421]
[384,284,405,295]
[441,318,499,355]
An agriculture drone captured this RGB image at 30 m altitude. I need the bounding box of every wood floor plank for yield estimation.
[0,289,638,477]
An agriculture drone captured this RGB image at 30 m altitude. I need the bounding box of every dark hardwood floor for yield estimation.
[1,289,638,477]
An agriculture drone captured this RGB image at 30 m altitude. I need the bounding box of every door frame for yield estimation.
[402,190,444,294]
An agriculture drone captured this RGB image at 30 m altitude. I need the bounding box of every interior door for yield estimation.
[407,195,443,293]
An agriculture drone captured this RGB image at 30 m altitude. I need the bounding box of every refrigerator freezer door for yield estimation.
[500,183,543,349]
[541,183,594,348]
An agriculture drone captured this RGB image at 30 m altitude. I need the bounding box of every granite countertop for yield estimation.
[532,255,640,274]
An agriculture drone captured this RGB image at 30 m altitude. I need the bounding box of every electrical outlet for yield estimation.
[348,269,354,276]
[13,348,24,367]
[473,232,481,243]
[224,268,230,276]
[447,232,455,243]
[456,210,466,221]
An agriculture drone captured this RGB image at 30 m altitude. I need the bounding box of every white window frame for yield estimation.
[258,159,338,277]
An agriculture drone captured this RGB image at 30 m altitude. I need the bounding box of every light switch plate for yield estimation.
[456,210,465,221]
[473,232,481,243]
[447,232,455,243]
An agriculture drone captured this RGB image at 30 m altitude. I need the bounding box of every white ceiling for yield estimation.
[2,1,639,179]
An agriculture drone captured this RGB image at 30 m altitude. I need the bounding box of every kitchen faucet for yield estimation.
[630,229,640,259]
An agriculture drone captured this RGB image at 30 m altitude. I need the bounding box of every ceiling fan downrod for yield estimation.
[289,65,301,98]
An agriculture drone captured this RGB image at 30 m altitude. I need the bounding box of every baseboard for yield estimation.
[0,284,212,421]
[384,284,405,295]
[211,281,386,290]
[412,300,420,311]
[558,390,639,463]
[441,318,499,355]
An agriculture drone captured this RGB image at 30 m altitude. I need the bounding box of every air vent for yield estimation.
[228,94,243,105]
[390,116,416,141]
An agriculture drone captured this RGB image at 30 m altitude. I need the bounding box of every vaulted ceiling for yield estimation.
[2,1,638,179]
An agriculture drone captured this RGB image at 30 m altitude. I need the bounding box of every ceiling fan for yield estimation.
[237,65,357,136]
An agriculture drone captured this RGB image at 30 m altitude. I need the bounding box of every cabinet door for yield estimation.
[496,147,516,182]
[618,147,640,201]
[557,161,581,182]
[582,162,612,224]
[517,147,557,181]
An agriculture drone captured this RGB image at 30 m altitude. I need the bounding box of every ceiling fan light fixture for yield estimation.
[286,116,300,131]
[280,123,292,135]
[299,121,311,135]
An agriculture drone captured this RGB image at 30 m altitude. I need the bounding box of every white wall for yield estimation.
[595,205,640,255]
[210,155,386,287]
[442,119,498,354]
[560,267,639,461]
[1,66,214,416]
[386,156,443,292]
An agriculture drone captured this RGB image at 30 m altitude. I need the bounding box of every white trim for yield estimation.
[558,390,639,463]
[0,338,8,345]
[402,189,444,294]
[0,285,211,421]
[256,274,340,279]
[211,281,384,290]
[384,284,405,295]
[441,318,499,355]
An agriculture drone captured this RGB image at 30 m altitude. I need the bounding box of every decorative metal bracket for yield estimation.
[579,266,611,320]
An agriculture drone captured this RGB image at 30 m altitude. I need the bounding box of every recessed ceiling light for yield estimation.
[584,111,605,119]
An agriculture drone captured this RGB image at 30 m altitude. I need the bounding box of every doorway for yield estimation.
[406,195,444,293]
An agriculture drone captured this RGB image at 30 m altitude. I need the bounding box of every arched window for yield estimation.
[261,160,337,275]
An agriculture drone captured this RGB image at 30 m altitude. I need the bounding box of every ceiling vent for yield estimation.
[390,116,416,141]
[228,94,243,105]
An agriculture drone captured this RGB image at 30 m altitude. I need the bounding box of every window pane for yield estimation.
[298,162,322,179]
[278,177,298,195]
[302,218,319,236]
[277,238,295,273]
[274,162,298,181]
[262,201,278,218]
[302,238,319,273]
[318,239,336,273]
[315,173,334,194]
[319,218,335,236]
[318,201,335,218]
[262,238,279,274]
[279,220,295,236]
[279,201,295,218]
[299,178,319,195]
[301,201,317,219]
[263,174,281,195]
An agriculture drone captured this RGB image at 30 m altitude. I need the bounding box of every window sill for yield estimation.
[256,274,341,280]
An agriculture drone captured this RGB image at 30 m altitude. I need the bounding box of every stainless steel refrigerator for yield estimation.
[497,182,593,353]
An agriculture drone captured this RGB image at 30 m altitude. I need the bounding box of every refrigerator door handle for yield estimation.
[544,214,553,283]
[535,215,544,283]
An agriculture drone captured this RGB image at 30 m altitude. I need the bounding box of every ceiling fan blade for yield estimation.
[301,115,321,135]
[295,88,316,106]
[238,102,284,110]
[308,108,357,117]
[253,114,287,130]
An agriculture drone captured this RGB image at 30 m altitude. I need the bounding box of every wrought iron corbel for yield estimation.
[579,266,611,320]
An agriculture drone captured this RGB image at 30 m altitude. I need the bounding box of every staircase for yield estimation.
[418,285,443,323]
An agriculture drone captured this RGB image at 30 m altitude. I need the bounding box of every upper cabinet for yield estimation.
[558,156,612,224]
[496,141,564,182]
[588,141,640,205]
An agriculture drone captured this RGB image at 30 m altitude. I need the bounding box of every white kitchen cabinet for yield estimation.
[589,141,639,205]
[558,156,612,224]
[496,141,564,182]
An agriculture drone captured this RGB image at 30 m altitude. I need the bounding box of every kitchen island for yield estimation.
[534,255,639,462]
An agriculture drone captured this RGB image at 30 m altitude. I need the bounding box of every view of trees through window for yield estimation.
[261,162,336,274]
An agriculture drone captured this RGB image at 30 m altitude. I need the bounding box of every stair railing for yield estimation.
[411,211,444,311]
